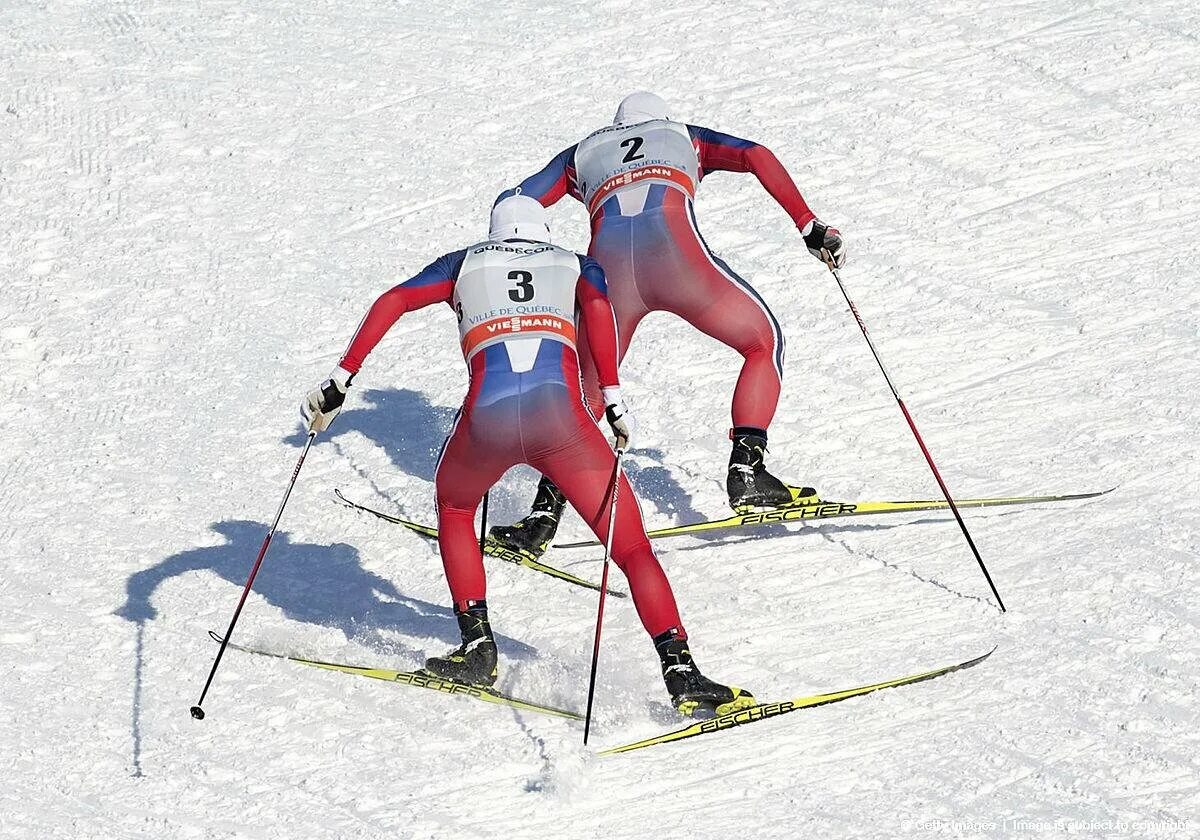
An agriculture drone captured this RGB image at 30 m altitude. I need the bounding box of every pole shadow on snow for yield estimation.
[115,519,538,775]
[129,621,145,778]
[665,516,998,607]
[285,387,709,529]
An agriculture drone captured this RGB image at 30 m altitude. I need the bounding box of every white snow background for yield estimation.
[2,1,1198,838]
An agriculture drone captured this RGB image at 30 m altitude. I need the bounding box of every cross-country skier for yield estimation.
[301,195,756,718]
[489,91,845,558]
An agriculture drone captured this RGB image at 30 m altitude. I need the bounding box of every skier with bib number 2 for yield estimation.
[489,91,846,559]
[301,196,756,718]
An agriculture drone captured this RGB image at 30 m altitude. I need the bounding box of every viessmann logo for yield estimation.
[612,165,674,187]
[588,164,694,212]
[485,315,566,334]
[460,313,577,357]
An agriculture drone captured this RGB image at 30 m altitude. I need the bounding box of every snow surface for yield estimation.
[2,1,1199,838]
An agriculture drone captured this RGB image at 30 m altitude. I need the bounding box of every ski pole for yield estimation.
[583,449,624,745]
[824,259,1007,612]
[190,429,318,720]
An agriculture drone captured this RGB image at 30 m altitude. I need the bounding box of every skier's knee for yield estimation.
[737,330,777,363]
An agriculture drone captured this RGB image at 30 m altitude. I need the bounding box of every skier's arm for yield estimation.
[689,125,816,230]
[575,257,619,388]
[689,125,845,266]
[576,256,632,449]
[494,145,581,207]
[302,250,463,432]
[338,251,463,374]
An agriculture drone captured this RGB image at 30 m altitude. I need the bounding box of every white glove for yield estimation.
[601,385,634,451]
[802,219,846,268]
[302,366,353,433]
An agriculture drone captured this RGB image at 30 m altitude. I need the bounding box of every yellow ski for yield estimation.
[555,489,1113,548]
[209,631,582,720]
[599,646,997,755]
[333,489,627,598]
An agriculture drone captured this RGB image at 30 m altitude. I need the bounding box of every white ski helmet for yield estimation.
[489,194,551,242]
[614,91,669,125]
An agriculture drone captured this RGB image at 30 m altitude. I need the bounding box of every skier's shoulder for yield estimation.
[425,246,469,278]
[688,123,757,149]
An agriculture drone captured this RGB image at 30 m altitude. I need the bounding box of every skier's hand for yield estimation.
[802,219,845,268]
[302,367,353,433]
[601,386,634,451]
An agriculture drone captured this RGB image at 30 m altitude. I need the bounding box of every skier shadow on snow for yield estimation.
[284,387,455,485]
[115,520,535,776]
[284,387,709,529]
[117,519,533,658]
[620,447,709,531]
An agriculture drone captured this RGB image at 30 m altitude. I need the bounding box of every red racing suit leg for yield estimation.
[433,360,519,611]
[580,187,785,430]
[531,403,684,639]
[434,344,684,638]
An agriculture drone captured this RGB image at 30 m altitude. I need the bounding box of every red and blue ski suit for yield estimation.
[338,240,685,638]
[498,121,817,431]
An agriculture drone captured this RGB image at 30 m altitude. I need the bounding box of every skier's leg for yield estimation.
[663,204,785,430]
[433,415,511,611]
[426,410,515,685]
[659,203,812,511]
[534,423,682,638]
[535,418,756,716]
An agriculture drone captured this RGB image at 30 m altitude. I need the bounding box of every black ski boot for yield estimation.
[423,600,498,686]
[727,427,814,513]
[488,477,566,559]
[654,630,756,719]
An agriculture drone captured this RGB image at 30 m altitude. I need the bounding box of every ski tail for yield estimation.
[208,631,583,721]
[334,488,437,537]
[599,646,997,755]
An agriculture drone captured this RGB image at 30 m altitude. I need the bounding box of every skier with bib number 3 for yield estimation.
[301,196,756,719]
[489,91,846,559]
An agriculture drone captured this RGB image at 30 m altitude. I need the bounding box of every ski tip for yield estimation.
[1054,486,1116,500]
[959,645,999,671]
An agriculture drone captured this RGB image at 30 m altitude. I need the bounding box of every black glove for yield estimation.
[601,386,634,451]
[803,219,846,268]
[302,367,353,432]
